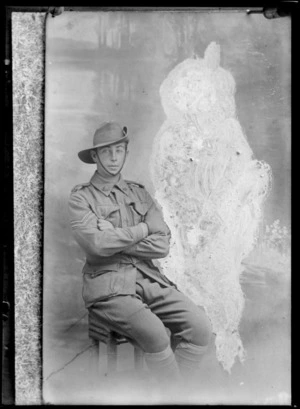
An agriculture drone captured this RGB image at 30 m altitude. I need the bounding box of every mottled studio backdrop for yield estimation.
[43,11,290,405]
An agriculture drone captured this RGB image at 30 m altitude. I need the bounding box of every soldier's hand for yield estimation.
[97,218,114,231]
[144,205,168,234]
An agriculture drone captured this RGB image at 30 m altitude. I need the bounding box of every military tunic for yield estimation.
[69,170,175,308]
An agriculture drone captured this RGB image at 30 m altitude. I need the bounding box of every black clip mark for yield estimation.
[263,4,293,19]
[2,301,10,321]
[48,7,64,18]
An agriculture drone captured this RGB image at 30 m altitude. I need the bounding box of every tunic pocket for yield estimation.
[129,201,148,224]
[82,270,125,307]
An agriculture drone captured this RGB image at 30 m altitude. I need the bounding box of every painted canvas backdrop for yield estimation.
[43,10,290,404]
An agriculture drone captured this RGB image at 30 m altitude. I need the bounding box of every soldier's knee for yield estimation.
[189,310,212,347]
[143,330,170,353]
[132,320,170,353]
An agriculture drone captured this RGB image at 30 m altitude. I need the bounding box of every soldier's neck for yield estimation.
[95,168,121,185]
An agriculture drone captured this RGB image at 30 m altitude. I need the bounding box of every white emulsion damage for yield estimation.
[150,42,272,372]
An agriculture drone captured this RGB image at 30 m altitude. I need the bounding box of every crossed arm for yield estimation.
[69,191,170,259]
[97,203,171,259]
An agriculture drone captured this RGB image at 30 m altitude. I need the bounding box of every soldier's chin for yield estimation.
[106,166,121,175]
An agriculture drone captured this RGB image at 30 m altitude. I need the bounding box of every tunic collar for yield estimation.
[90,171,129,196]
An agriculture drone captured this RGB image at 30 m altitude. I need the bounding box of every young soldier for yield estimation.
[68,122,212,387]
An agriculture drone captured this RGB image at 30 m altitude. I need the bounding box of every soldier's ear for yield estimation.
[90,150,97,163]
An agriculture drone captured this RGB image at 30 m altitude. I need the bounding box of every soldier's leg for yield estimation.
[140,278,212,380]
[90,295,181,385]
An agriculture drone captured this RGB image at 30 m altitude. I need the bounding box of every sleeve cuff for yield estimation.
[127,223,148,243]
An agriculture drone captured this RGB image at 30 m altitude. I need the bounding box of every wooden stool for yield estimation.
[88,311,144,375]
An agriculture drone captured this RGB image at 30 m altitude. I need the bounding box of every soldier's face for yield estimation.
[96,143,127,175]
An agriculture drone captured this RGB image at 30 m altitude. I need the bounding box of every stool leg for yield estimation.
[134,347,144,372]
[107,336,117,373]
[89,339,100,376]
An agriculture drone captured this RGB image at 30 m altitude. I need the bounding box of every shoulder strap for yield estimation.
[71,182,90,193]
[125,180,145,189]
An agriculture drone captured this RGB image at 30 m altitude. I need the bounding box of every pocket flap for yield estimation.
[131,201,148,216]
[83,263,118,277]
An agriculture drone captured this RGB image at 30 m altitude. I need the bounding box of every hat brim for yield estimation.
[78,135,129,164]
